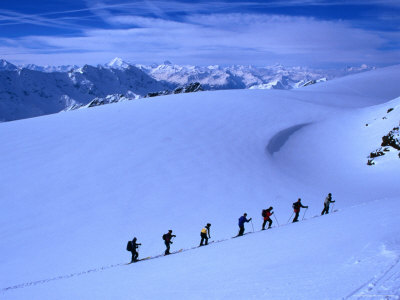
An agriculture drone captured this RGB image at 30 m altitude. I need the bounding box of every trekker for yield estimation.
[128,237,141,263]
[238,213,252,236]
[292,198,308,223]
[321,193,335,215]
[162,230,176,255]
[200,223,211,246]
[262,207,274,230]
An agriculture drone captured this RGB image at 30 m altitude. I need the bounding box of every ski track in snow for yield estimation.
[0,210,340,294]
[345,252,400,299]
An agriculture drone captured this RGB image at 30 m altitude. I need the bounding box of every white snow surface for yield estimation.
[1,65,400,299]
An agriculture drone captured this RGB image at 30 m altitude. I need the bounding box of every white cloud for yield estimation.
[0,4,399,67]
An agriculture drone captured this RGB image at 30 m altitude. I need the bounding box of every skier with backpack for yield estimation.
[321,193,335,215]
[292,198,308,223]
[237,213,252,236]
[162,230,176,255]
[262,207,274,230]
[126,237,141,263]
[200,223,211,246]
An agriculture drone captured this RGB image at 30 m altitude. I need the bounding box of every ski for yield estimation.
[139,256,151,261]
[195,240,216,248]
[232,232,253,238]
[165,249,183,256]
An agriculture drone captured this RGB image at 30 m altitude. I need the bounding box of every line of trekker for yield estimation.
[126,193,335,263]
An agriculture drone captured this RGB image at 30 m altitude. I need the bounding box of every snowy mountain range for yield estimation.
[0,62,168,122]
[1,65,399,299]
[0,58,375,122]
[135,59,374,90]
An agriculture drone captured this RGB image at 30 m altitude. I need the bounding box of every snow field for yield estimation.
[2,198,400,299]
[1,65,400,299]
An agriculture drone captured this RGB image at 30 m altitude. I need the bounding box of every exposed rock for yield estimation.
[146,82,203,98]
[381,127,400,150]
[64,93,139,111]
[146,90,171,97]
[173,82,203,94]
[367,123,400,165]
[369,148,385,158]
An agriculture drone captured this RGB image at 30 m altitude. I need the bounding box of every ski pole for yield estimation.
[287,212,294,224]
[250,219,255,233]
[330,203,335,213]
[302,208,308,220]
[273,214,280,227]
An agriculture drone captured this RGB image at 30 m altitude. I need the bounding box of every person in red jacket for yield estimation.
[292,198,308,223]
[262,207,274,230]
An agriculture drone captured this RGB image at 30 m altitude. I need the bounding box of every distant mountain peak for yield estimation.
[21,63,78,73]
[0,59,18,71]
[107,57,131,69]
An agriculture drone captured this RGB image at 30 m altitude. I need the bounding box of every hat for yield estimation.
[269,206,273,210]
[168,230,172,232]
[206,223,211,227]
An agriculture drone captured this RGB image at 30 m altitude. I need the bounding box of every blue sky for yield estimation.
[0,0,399,67]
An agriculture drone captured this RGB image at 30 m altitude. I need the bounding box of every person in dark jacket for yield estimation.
[163,230,176,255]
[130,237,141,263]
[237,213,252,236]
[292,198,308,223]
[262,207,274,230]
[199,223,211,246]
[321,193,335,215]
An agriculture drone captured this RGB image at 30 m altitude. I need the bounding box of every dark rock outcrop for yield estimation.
[146,82,203,98]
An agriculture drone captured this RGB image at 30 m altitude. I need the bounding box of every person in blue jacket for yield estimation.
[237,213,252,236]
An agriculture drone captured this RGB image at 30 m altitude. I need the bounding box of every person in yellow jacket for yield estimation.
[199,223,211,246]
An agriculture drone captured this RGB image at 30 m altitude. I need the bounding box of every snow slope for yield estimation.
[0,65,400,299]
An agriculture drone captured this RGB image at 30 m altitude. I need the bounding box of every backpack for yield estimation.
[126,241,133,251]
[292,202,298,209]
[262,209,267,217]
[162,234,167,241]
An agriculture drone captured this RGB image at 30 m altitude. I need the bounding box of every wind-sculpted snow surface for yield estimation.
[267,123,311,154]
[0,66,400,299]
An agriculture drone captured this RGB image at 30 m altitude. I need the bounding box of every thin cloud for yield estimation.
[0,9,90,31]
[1,0,399,29]
[1,12,398,67]
[0,1,399,67]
